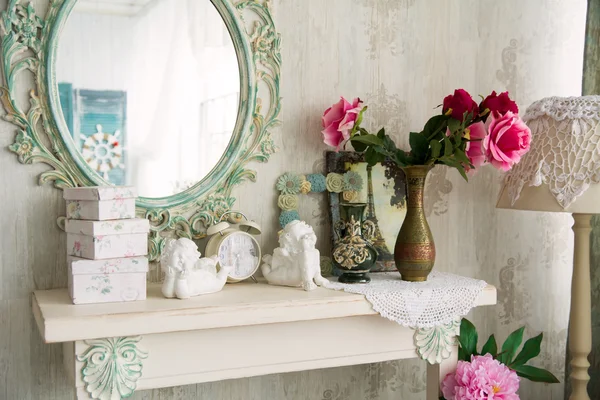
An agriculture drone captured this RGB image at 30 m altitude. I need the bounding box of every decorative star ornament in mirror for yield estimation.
[0,0,281,261]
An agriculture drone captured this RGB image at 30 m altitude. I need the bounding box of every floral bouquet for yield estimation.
[321,89,532,178]
[440,319,559,399]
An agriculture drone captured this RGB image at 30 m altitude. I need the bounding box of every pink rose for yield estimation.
[442,89,478,122]
[441,354,520,400]
[483,111,531,171]
[321,97,363,150]
[464,121,487,173]
[480,91,519,118]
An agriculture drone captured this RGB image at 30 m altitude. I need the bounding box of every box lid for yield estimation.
[65,218,150,236]
[68,256,149,275]
[63,186,137,201]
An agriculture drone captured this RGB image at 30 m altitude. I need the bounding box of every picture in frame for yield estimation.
[326,151,407,273]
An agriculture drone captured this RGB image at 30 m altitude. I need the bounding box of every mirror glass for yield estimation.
[56,0,240,198]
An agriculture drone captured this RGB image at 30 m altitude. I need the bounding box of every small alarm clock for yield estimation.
[205,212,262,283]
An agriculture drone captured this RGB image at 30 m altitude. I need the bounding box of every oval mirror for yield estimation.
[55,0,240,198]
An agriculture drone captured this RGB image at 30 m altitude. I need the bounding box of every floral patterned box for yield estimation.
[64,186,137,221]
[65,218,150,236]
[68,256,148,305]
[67,232,148,260]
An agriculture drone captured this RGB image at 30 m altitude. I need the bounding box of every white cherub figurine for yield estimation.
[160,238,232,299]
[261,220,329,291]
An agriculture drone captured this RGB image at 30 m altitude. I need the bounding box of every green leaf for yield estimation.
[430,140,442,159]
[422,114,449,140]
[353,106,367,131]
[438,157,469,181]
[512,365,560,383]
[409,132,429,163]
[455,164,468,181]
[443,136,453,157]
[453,148,471,166]
[383,135,398,153]
[458,319,478,360]
[481,334,498,357]
[364,146,386,166]
[498,326,525,365]
[377,127,386,139]
[352,140,368,152]
[510,333,543,367]
[447,118,460,134]
[395,149,410,167]
[458,346,468,362]
[351,134,384,147]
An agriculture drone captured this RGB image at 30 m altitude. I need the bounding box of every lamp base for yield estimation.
[568,213,592,400]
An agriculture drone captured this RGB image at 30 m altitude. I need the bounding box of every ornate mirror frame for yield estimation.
[0,0,281,260]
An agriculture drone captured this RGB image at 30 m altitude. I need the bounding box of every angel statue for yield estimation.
[261,220,329,291]
[160,238,232,299]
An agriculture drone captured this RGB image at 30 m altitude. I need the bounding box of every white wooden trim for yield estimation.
[426,345,458,400]
[32,282,497,343]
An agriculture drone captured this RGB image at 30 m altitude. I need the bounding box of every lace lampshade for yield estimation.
[496,95,600,400]
[497,96,600,213]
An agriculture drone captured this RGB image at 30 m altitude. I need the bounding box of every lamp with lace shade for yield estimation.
[497,96,600,400]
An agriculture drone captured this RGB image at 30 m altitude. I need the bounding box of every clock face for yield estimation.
[218,232,260,279]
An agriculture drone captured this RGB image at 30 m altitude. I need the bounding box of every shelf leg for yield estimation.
[426,345,458,400]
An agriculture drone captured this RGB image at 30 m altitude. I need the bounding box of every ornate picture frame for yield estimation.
[0,0,281,261]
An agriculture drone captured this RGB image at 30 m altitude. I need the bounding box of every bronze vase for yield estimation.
[394,165,435,281]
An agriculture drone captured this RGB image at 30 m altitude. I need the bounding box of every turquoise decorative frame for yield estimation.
[0,0,281,261]
[274,171,365,277]
[275,172,364,228]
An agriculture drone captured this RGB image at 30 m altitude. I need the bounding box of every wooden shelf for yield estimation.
[33,281,497,343]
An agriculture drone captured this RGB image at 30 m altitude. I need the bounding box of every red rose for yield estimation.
[442,89,478,122]
[479,91,519,118]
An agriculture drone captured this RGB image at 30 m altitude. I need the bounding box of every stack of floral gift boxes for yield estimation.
[64,186,149,305]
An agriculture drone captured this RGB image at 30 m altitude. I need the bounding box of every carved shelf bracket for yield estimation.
[77,336,148,400]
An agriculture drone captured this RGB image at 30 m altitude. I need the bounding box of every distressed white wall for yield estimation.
[0,0,586,399]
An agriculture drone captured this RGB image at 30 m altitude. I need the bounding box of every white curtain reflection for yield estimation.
[57,0,240,198]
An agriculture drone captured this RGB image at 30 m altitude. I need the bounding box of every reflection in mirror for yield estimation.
[57,0,240,198]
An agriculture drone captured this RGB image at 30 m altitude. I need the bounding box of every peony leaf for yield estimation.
[512,365,560,383]
[510,333,543,367]
[481,334,498,357]
[458,319,478,360]
[377,127,386,139]
[498,326,524,365]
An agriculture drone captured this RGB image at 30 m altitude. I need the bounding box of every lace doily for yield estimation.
[323,272,487,329]
[505,95,600,208]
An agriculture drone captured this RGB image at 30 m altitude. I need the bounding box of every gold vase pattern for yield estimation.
[394,165,436,281]
[332,203,378,284]
[333,216,376,269]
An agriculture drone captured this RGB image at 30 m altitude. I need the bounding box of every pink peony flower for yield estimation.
[483,111,531,171]
[321,97,363,150]
[465,121,487,172]
[441,354,520,400]
[442,89,479,123]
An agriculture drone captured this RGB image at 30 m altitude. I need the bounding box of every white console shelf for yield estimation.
[32,281,497,400]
